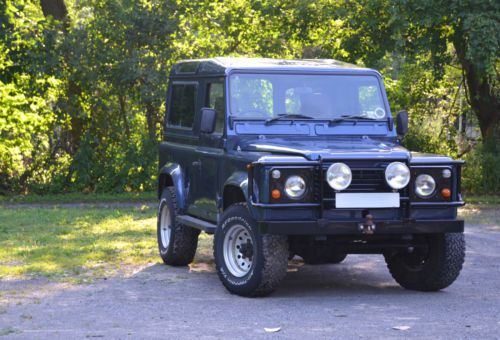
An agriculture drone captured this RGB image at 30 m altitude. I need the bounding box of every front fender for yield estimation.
[224,171,249,199]
[158,163,187,210]
[223,171,261,218]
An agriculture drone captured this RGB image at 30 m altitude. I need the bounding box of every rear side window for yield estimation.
[168,83,198,128]
[206,83,225,133]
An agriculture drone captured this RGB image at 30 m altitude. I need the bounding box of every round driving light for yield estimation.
[271,169,281,179]
[442,169,451,178]
[326,163,352,191]
[415,174,436,197]
[271,189,281,199]
[284,176,306,199]
[385,162,410,189]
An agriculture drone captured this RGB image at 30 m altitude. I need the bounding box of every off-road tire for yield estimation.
[157,187,200,266]
[214,203,289,297]
[384,233,465,291]
[301,248,347,265]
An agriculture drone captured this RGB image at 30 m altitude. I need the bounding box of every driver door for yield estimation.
[192,79,226,222]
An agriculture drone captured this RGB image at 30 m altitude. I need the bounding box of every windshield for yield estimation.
[229,73,387,120]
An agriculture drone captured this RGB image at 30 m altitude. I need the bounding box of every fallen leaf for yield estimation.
[264,327,281,333]
[392,326,411,331]
[188,262,215,273]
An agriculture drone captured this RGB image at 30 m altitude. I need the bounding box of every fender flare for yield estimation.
[223,171,249,199]
[158,163,187,210]
[222,171,259,217]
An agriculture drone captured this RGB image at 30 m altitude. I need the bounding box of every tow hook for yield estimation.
[358,214,376,235]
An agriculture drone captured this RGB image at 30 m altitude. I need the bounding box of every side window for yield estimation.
[206,83,225,134]
[168,83,198,128]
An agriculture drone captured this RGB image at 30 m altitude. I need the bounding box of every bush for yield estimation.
[462,147,500,194]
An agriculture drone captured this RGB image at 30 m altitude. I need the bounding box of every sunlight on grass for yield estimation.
[0,206,158,282]
[459,206,500,229]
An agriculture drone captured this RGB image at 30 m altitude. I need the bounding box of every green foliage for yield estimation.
[0,191,155,204]
[385,62,464,157]
[462,146,500,194]
[0,0,498,195]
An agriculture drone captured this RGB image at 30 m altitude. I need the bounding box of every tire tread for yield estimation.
[159,187,199,266]
[385,233,465,291]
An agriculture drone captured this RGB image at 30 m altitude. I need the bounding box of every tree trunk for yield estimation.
[145,103,157,141]
[40,0,85,155]
[119,95,131,139]
[40,0,68,21]
[453,35,500,151]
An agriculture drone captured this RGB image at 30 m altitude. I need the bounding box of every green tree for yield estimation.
[391,1,498,148]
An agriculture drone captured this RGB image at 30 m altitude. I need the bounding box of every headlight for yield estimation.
[415,174,436,197]
[385,162,410,189]
[284,175,306,199]
[326,163,352,191]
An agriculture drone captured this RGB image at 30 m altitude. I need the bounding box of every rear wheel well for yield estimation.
[223,185,246,210]
[158,173,174,198]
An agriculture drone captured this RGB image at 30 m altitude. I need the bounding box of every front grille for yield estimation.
[348,169,386,192]
[319,161,409,199]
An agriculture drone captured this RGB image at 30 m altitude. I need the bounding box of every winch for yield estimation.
[358,214,376,234]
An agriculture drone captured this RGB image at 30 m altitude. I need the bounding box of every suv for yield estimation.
[157,58,465,297]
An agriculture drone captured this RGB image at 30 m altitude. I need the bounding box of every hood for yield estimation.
[237,136,410,161]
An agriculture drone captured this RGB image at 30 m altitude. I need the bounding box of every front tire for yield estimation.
[384,233,465,291]
[214,203,289,297]
[157,187,200,266]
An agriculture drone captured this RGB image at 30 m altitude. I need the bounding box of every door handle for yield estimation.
[192,160,201,167]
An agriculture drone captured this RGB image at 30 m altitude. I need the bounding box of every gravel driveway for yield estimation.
[1,207,499,339]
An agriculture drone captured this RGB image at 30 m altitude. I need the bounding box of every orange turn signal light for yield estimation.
[441,188,451,198]
[271,189,281,200]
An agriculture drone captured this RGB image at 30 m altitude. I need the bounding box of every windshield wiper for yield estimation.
[265,113,314,125]
[328,114,380,126]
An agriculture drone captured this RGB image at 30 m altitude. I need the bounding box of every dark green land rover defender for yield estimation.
[156,58,465,297]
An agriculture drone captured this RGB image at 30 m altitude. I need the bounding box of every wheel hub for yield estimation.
[222,224,254,277]
[159,205,171,249]
[239,239,254,260]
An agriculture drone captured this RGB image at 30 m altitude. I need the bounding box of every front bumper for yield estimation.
[258,219,464,235]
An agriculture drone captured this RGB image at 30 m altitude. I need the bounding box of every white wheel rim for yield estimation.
[223,224,254,277]
[160,205,171,249]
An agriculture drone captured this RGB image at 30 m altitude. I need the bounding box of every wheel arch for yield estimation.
[158,163,187,210]
[222,171,250,210]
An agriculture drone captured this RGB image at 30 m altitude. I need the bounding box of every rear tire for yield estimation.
[384,233,465,291]
[157,187,200,266]
[214,203,289,297]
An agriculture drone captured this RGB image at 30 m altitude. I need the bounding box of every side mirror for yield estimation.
[200,107,217,134]
[396,110,409,137]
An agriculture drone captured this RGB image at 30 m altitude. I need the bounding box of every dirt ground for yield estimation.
[1,206,499,339]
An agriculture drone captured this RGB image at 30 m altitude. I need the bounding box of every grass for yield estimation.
[0,205,159,282]
[0,205,213,282]
[0,191,156,204]
[462,194,500,205]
